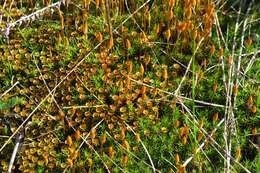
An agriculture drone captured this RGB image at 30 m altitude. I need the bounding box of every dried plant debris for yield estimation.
[0,0,259,172]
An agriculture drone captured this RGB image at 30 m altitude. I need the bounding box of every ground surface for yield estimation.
[0,0,259,173]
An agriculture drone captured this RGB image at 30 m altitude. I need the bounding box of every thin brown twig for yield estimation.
[76,75,104,104]
[129,74,249,172]
[174,38,204,95]
[0,81,19,99]
[0,41,103,153]
[63,104,106,109]
[61,119,112,173]
[178,99,251,173]
[176,98,230,169]
[223,1,243,171]
[214,13,227,93]
[233,0,254,108]
[105,131,161,172]
[33,57,62,110]
[124,122,156,173]
[129,77,227,109]
[114,0,151,32]
[244,50,260,75]
[34,54,114,172]
[0,0,65,37]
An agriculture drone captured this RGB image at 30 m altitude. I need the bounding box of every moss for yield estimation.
[0,0,259,172]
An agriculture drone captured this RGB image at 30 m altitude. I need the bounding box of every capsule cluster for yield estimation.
[0,0,259,172]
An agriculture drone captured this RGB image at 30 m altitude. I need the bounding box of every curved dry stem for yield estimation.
[124,122,156,173]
